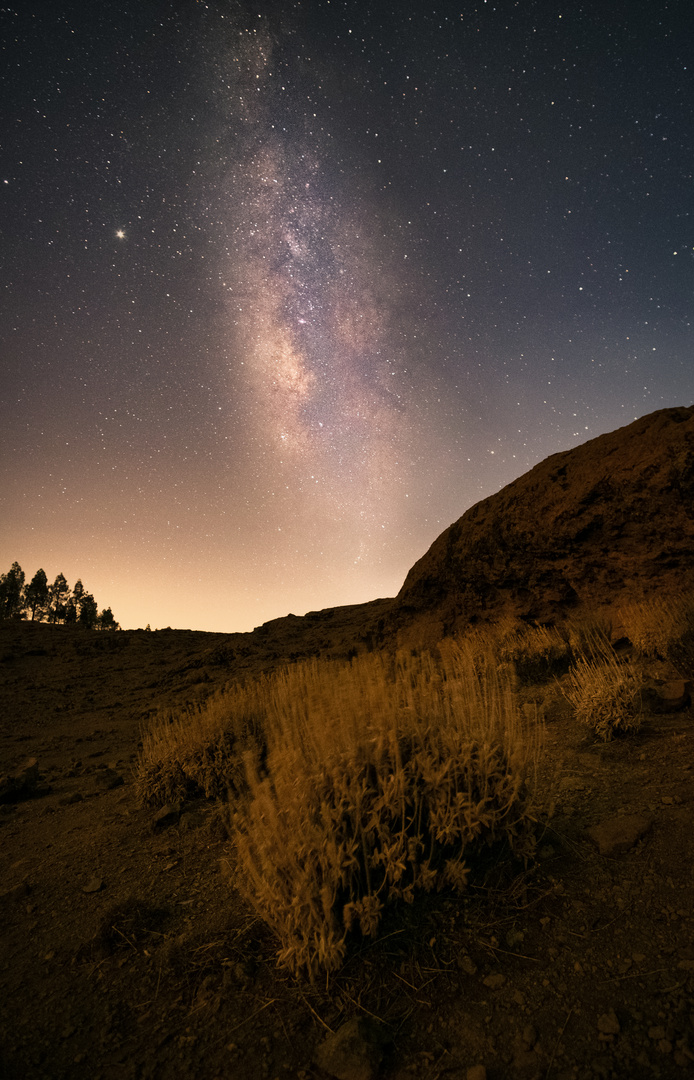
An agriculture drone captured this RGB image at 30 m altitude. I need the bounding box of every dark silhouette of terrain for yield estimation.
[214,405,694,665]
[395,405,694,639]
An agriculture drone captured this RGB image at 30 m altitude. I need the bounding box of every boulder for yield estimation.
[0,758,40,804]
[313,1017,389,1080]
[587,814,653,856]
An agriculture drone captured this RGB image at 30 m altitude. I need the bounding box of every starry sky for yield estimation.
[1,0,692,633]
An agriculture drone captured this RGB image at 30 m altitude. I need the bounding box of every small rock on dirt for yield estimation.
[152,803,180,831]
[93,768,125,790]
[587,813,652,856]
[597,1010,620,1035]
[0,757,40,804]
[313,1017,388,1080]
[82,877,104,894]
[0,880,31,907]
[643,680,692,713]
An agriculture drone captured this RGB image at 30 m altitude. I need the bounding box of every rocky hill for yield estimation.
[392,405,694,643]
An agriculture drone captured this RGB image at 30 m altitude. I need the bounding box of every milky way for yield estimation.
[1,1,692,631]
[212,16,433,580]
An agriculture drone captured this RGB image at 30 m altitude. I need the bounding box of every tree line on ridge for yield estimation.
[0,562,119,629]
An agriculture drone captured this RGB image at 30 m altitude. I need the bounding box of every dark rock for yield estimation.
[643,680,692,713]
[59,792,84,806]
[0,880,31,907]
[587,814,653,856]
[0,757,41,803]
[93,768,125,790]
[597,1010,621,1035]
[313,1017,389,1080]
[152,803,181,831]
[82,877,104,894]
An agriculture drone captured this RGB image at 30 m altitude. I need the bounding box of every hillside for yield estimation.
[194,406,694,664]
[394,406,694,642]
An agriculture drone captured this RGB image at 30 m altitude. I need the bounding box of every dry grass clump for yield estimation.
[496,622,571,683]
[136,685,264,807]
[563,614,615,662]
[563,642,643,741]
[618,594,694,674]
[230,646,540,979]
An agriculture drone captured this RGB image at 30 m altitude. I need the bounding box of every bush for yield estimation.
[136,686,265,807]
[497,623,571,683]
[563,647,643,741]
[229,646,539,978]
[619,594,694,676]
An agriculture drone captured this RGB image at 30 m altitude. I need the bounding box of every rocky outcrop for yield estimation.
[394,406,694,637]
[0,757,41,804]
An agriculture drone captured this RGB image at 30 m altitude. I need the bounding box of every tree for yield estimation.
[1,563,119,630]
[48,573,69,623]
[97,607,119,631]
[24,568,49,621]
[0,562,26,620]
[78,593,98,629]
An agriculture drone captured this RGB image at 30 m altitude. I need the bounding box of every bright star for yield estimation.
[116,229,125,239]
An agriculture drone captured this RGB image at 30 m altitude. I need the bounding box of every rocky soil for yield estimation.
[1,620,693,1080]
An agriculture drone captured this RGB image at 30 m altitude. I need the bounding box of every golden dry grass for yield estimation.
[136,598,692,977]
[618,594,694,674]
[138,641,542,978]
[562,639,643,741]
[136,681,265,806]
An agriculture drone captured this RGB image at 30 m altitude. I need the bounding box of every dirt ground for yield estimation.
[1,620,693,1080]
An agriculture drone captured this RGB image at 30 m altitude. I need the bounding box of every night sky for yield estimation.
[2,1,692,633]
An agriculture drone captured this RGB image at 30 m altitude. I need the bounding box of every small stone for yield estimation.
[152,803,180,831]
[648,1026,666,1041]
[522,1024,537,1048]
[647,680,692,713]
[313,1017,388,1080]
[0,757,41,804]
[482,972,506,989]
[587,814,652,856]
[59,792,84,806]
[0,880,31,906]
[457,954,478,975]
[597,1010,620,1035]
[93,769,124,791]
[82,877,103,894]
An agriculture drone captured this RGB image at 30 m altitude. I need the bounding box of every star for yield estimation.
[116,229,125,239]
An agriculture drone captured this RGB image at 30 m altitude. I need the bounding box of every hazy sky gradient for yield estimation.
[2,0,692,631]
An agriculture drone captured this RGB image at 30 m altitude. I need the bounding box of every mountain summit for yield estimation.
[394,405,694,639]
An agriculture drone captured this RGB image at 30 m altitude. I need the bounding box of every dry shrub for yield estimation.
[230,645,540,979]
[136,685,264,807]
[563,644,643,741]
[497,623,571,683]
[618,594,694,674]
[563,614,614,662]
